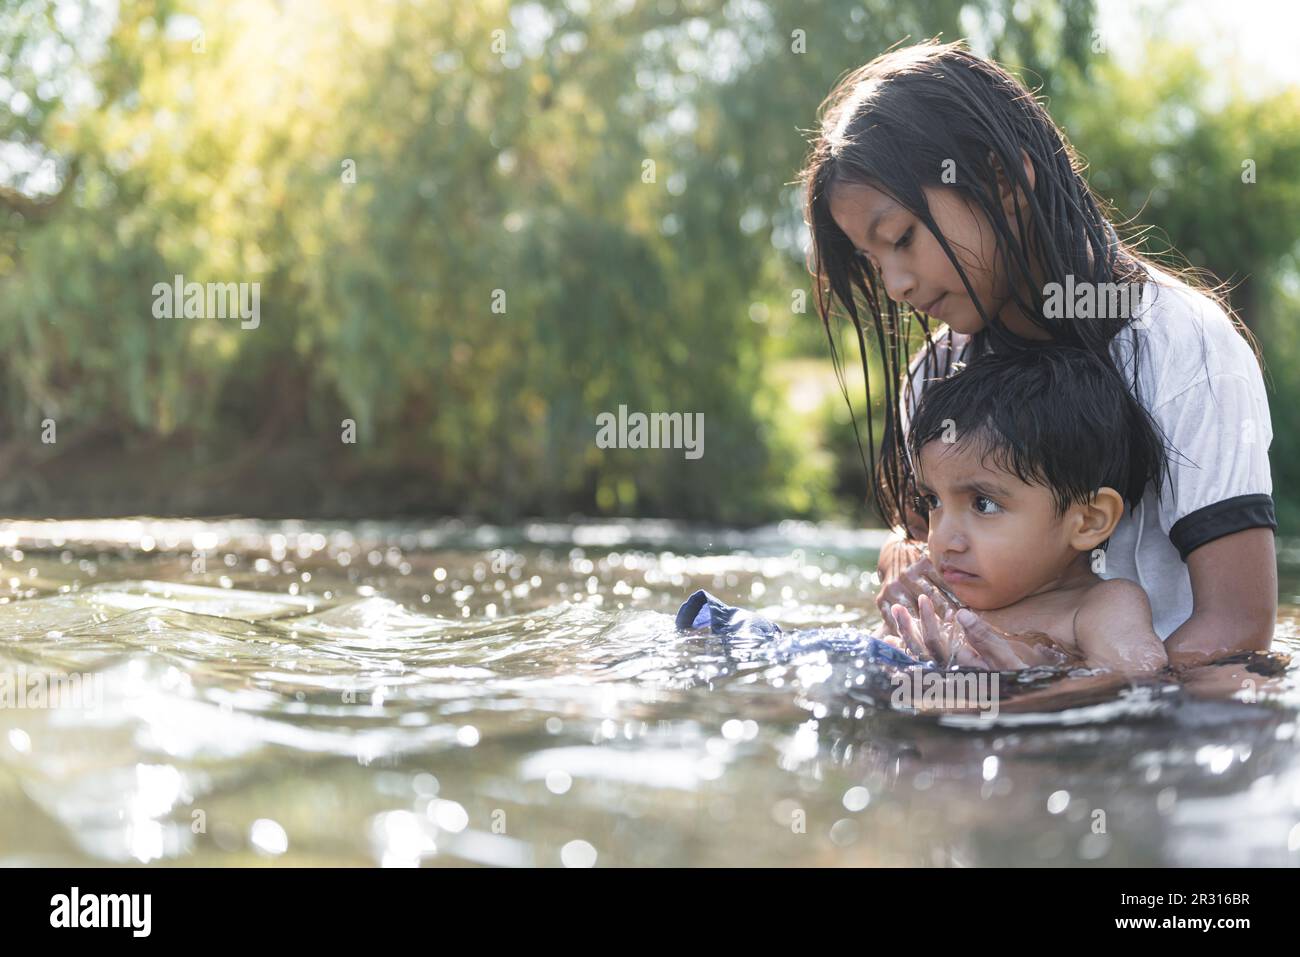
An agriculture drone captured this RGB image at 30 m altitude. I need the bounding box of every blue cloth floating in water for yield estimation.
[676,588,783,639]
[675,589,934,669]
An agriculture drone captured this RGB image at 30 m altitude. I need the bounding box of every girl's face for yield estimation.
[828,176,1045,339]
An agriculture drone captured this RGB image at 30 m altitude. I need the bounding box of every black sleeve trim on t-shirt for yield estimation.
[1169,493,1277,562]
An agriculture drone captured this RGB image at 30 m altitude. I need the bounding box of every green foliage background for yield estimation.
[0,0,1296,527]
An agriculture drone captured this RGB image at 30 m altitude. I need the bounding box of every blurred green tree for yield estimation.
[3,0,1296,532]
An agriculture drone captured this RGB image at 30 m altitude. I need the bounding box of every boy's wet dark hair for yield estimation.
[907,345,1170,518]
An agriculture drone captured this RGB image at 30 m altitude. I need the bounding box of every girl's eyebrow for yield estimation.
[853,208,902,255]
[866,208,894,242]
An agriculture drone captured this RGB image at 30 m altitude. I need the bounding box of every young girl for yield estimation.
[796,38,1277,669]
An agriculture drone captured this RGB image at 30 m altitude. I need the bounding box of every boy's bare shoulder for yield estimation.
[1074,578,1153,633]
[1083,576,1151,603]
[1072,578,1166,672]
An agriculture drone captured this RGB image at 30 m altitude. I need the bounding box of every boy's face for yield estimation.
[915,437,1086,611]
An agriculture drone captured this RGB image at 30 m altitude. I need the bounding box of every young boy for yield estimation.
[893,344,1171,674]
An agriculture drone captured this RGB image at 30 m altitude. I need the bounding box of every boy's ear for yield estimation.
[988,148,1036,217]
[1068,487,1125,551]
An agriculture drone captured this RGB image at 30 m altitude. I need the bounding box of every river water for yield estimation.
[0,518,1296,866]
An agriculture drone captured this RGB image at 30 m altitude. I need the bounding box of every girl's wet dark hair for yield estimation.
[908,345,1170,519]
[796,38,1257,532]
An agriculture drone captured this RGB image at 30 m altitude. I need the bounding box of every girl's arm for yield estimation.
[875,494,930,584]
[1137,309,1278,663]
[873,500,934,637]
[992,671,1149,714]
[891,595,1080,669]
[875,528,925,586]
[1163,527,1277,667]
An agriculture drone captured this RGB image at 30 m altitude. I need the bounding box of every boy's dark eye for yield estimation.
[894,228,913,250]
[912,493,935,513]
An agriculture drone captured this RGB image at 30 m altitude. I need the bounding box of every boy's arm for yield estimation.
[1073,579,1168,673]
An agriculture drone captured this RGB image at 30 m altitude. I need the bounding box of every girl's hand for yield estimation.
[956,608,1086,670]
[948,608,1083,669]
[876,552,957,637]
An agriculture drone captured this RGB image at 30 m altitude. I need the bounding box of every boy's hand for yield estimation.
[889,594,989,668]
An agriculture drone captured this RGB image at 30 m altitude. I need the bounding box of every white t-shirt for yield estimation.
[900,263,1276,640]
